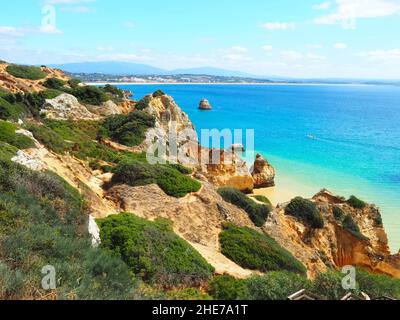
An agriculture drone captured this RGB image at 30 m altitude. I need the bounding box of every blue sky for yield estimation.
[1,0,400,78]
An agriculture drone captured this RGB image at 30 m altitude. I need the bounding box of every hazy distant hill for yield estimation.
[50,61,168,76]
[171,67,253,77]
[51,61,258,78]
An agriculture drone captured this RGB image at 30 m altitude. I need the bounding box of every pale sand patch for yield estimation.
[251,172,320,206]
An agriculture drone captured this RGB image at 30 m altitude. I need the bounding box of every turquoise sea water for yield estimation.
[116,84,400,252]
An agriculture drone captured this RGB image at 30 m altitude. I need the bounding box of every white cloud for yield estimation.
[313,1,332,10]
[307,44,324,49]
[314,0,400,28]
[230,46,248,53]
[125,21,135,28]
[262,45,273,51]
[219,46,250,62]
[360,49,400,60]
[333,42,347,49]
[261,22,296,30]
[97,46,114,52]
[281,50,304,61]
[307,53,327,60]
[44,0,95,4]
[60,6,95,13]
[0,26,24,36]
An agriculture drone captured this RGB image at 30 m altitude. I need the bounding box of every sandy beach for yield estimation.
[251,171,321,207]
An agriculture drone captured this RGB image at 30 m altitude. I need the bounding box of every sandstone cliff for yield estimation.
[3,65,400,281]
[0,63,69,93]
[264,189,400,278]
[134,93,269,192]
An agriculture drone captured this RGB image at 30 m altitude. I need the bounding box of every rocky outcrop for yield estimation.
[86,100,132,117]
[0,63,69,93]
[41,93,101,120]
[105,181,258,278]
[199,99,212,110]
[203,149,254,193]
[263,189,400,278]
[136,94,258,192]
[251,153,276,188]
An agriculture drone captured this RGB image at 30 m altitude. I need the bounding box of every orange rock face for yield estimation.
[264,189,400,279]
[251,153,276,188]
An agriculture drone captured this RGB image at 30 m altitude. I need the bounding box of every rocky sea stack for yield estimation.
[199,98,212,110]
[252,153,276,188]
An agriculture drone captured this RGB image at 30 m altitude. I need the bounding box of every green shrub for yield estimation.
[153,90,166,98]
[0,142,18,160]
[29,120,122,163]
[6,64,46,80]
[102,84,124,99]
[285,197,324,229]
[342,214,367,240]
[332,206,345,221]
[0,97,28,120]
[97,213,214,288]
[373,215,383,226]
[167,288,212,300]
[20,90,63,118]
[243,272,312,300]
[252,195,273,210]
[109,159,201,198]
[356,268,400,299]
[0,120,34,149]
[208,275,247,300]
[347,195,367,209]
[0,159,136,299]
[27,123,68,154]
[311,271,357,300]
[68,78,81,89]
[219,224,306,274]
[68,86,109,105]
[43,77,66,90]
[101,110,155,147]
[156,167,201,197]
[135,95,152,111]
[217,187,270,227]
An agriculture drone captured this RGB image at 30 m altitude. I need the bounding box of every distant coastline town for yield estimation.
[70,72,400,86]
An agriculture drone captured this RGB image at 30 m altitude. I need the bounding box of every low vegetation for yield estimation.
[108,159,201,198]
[135,95,152,111]
[153,90,166,98]
[28,119,123,164]
[342,214,368,240]
[6,64,46,80]
[208,275,247,300]
[0,95,28,121]
[43,77,66,90]
[0,120,34,150]
[244,272,312,300]
[100,110,156,147]
[66,86,109,105]
[251,195,273,210]
[217,187,270,227]
[347,195,367,209]
[0,159,136,299]
[332,206,345,221]
[219,224,307,274]
[285,197,324,228]
[102,84,125,103]
[207,268,400,300]
[97,213,214,288]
